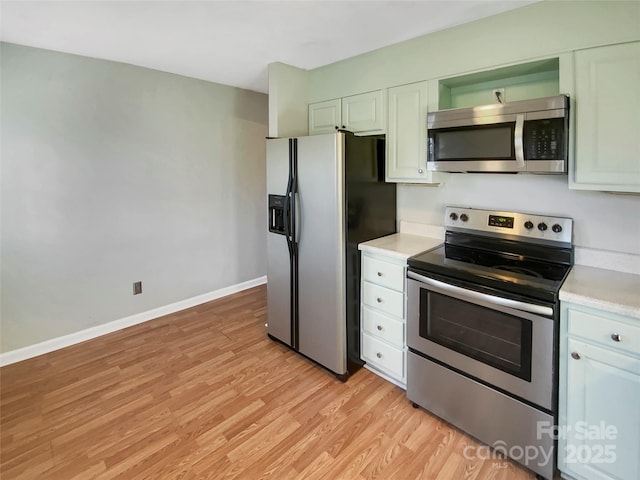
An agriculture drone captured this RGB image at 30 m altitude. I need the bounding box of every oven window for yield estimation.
[419,289,532,381]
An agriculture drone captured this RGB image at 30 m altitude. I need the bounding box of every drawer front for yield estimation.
[362,332,404,379]
[362,256,405,292]
[362,282,404,318]
[567,308,640,356]
[362,307,404,347]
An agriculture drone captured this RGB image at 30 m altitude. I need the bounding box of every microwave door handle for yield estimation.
[514,114,525,169]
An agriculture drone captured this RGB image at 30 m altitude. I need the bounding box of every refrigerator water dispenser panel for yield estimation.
[269,194,286,234]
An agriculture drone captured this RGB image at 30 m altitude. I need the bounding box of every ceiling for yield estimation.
[0,0,539,94]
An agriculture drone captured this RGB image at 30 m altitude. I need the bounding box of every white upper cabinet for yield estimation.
[571,42,640,192]
[309,90,385,135]
[308,98,341,135]
[386,81,443,184]
[342,90,385,133]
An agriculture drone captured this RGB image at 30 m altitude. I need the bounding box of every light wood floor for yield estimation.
[1,285,535,479]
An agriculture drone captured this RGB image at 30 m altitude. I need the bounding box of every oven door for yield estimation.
[407,271,556,411]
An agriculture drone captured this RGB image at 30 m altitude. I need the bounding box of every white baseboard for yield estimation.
[0,276,267,367]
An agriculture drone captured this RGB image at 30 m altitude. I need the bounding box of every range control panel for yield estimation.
[444,206,573,245]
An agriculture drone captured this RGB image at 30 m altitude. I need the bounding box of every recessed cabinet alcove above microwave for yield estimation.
[427,94,569,174]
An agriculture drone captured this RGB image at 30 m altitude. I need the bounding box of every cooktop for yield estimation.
[408,207,574,304]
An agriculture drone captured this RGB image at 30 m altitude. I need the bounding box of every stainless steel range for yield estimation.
[406,207,573,480]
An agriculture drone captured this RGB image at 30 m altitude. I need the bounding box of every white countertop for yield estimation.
[358,233,442,261]
[560,265,640,320]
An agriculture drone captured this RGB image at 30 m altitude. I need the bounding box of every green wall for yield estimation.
[308,0,640,101]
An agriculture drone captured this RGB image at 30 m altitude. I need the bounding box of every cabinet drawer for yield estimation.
[362,306,404,347]
[362,332,404,379]
[362,256,405,291]
[567,308,640,356]
[362,282,404,318]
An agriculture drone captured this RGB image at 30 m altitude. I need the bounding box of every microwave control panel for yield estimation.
[524,118,565,160]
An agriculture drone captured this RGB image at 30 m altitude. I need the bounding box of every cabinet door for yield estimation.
[308,98,341,135]
[341,90,385,133]
[572,42,640,192]
[386,82,444,184]
[560,338,640,480]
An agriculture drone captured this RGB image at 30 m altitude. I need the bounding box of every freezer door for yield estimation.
[296,133,347,375]
[266,137,292,346]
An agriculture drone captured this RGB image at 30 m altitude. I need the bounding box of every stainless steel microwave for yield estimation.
[427,94,569,173]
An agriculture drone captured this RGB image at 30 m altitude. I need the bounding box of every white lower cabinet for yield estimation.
[559,303,640,480]
[360,251,407,388]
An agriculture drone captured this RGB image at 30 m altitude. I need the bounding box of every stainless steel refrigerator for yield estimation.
[266,131,396,380]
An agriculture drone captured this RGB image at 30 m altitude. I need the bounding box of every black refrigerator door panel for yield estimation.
[345,135,397,244]
[344,134,397,371]
[266,138,293,347]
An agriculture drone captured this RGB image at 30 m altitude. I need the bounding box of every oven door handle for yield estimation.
[407,271,553,317]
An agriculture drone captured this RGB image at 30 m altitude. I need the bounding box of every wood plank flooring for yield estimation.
[1,285,535,479]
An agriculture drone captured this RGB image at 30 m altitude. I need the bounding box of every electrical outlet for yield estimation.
[492,88,506,103]
[133,281,142,295]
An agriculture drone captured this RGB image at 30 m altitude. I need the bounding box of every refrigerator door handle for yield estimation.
[283,192,295,261]
[284,139,295,251]
[294,192,301,244]
[290,138,299,247]
[288,137,299,350]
